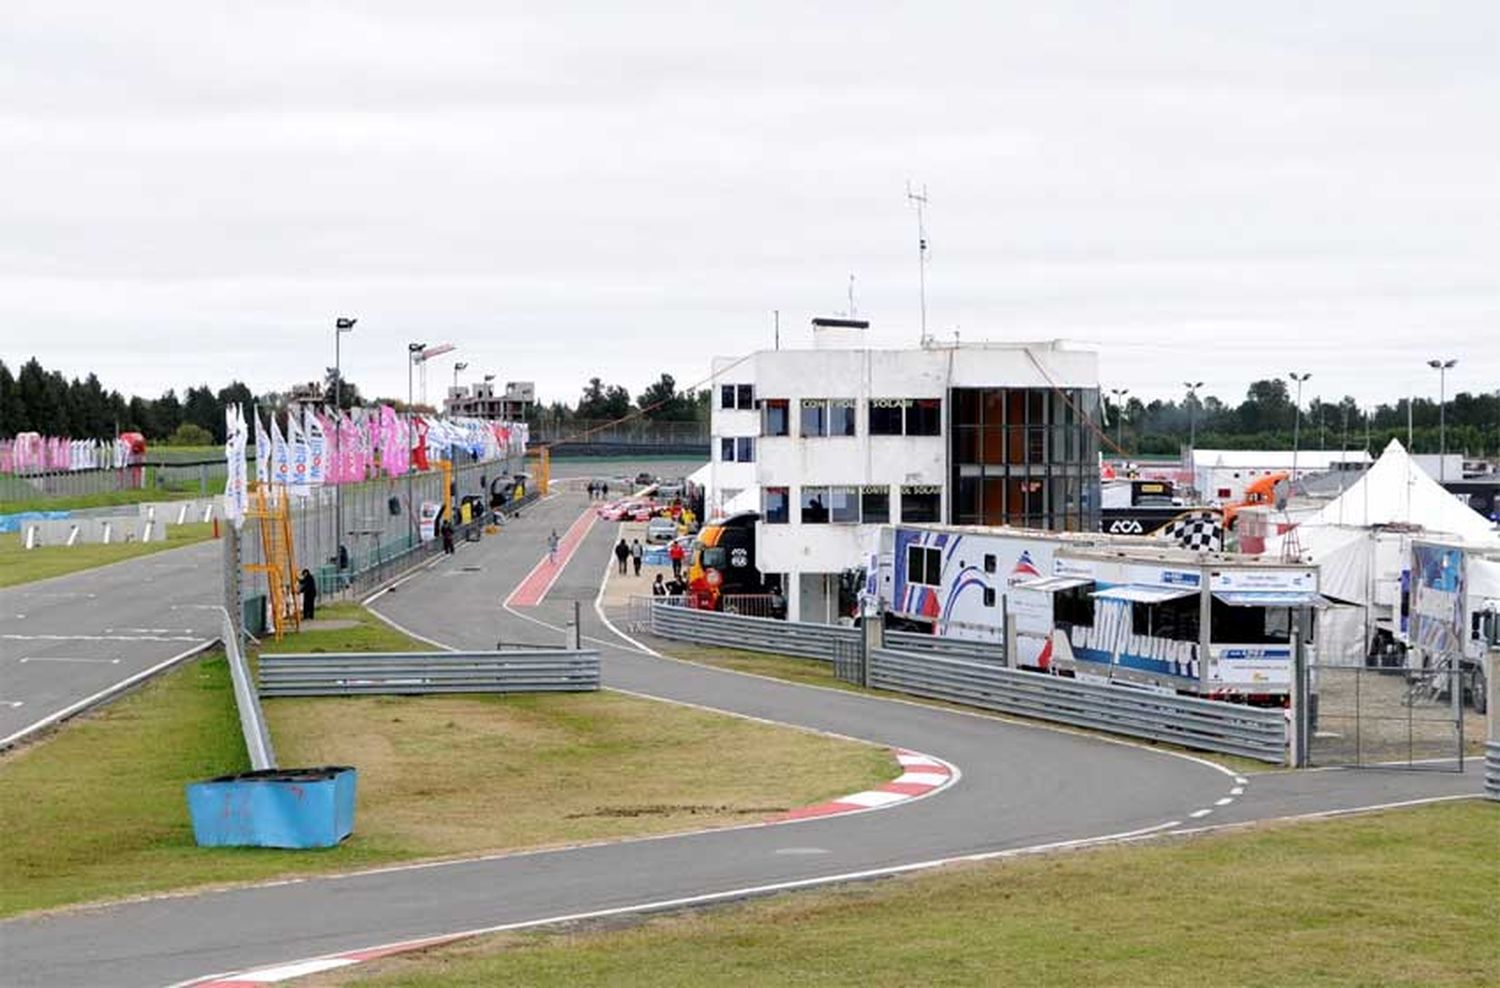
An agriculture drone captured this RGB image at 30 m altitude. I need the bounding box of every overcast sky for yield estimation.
[3,2,1496,412]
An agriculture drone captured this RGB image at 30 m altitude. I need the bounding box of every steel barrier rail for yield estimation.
[870,648,1287,763]
[648,604,857,661]
[259,650,601,698]
[1486,742,1500,802]
[885,629,1005,663]
[221,609,277,770]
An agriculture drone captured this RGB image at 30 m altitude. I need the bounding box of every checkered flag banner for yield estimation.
[1159,509,1223,552]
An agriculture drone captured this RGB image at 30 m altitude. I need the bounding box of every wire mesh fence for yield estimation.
[1307,663,1466,769]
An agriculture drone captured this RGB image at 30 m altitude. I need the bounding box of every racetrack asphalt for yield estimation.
[0,539,221,748]
[0,492,1482,988]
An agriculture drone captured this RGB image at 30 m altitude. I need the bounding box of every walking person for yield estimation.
[441,518,455,555]
[547,529,560,565]
[630,538,643,576]
[298,568,318,621]
[614,537,630,574]
[668,538,685,580]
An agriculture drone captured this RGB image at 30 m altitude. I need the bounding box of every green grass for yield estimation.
[0,484,201,514]
[0,521,217,588]
[325,801,1500,988]
[0,605,895,917]
[258,602,433,654]
[654,640,1275,777]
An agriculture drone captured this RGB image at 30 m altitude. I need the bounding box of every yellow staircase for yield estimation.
[246,484,301,640]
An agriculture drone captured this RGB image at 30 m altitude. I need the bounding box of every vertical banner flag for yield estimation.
[288,409,310,496]
[411,416,430,472]
[307,409,328,487]
[223,405,248,527]
[271,415,290,487]
[254,408,271,486]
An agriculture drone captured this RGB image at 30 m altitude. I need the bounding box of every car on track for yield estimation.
[646,516,678,544]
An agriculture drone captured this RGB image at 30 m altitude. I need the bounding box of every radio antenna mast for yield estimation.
[906,181,929,345]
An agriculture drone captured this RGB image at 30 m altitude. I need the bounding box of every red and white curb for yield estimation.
[188,936,464,986]
[775,748,955,821]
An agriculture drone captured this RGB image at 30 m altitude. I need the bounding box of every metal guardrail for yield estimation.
[871,648,1288,763]
[259,650,601,697]
[886,629,1004,663]
[221,609,276,770]
[1486,742,1500,802]
[648,604,857,662]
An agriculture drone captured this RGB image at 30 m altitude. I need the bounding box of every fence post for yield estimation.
[1290,608,1309,768]
[568,600,582,650]
[861,616,881,689]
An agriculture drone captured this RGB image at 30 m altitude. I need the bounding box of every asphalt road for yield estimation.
[0,539,221,747]
[0,492,1482,987]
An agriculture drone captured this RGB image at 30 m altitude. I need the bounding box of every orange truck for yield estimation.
[1222,471,1288,531]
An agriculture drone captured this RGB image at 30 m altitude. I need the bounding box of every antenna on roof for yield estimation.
[906,180,930,345]
[847,273,857,317]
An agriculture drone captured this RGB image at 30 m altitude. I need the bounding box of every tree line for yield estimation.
[2,357,1493,456]
[1107,378,1499,458]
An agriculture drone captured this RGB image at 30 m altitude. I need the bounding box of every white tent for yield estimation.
[1285,438,1498,543]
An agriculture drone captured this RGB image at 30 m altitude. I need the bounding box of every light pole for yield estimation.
[1108,388,1130,455]
[452,361,468,392]
[1288,372,1311,484]
[1428,358,1458,482]
[408,342,427,547]
[333,317,356,570]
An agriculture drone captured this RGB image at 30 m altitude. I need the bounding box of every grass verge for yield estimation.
[319,801,1500,988]
[0,607,895,917]
[649,637,1275,777]
[0,522,217,588]
[0,484,200,514]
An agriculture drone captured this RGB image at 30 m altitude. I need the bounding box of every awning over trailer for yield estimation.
[1211,589,1328,608]
[1012,576,1094,593]
[1090,584,1198,604]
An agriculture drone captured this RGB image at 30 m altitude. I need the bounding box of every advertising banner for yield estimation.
[1410,542,1465,659]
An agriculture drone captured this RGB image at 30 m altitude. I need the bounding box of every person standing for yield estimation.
[668,538,685,580]
[630,538,643,576]
[547,529,560,565]
[298,568,318,621]
[441,519,455,555]
[614,537,630,574]
[651,573,667,596]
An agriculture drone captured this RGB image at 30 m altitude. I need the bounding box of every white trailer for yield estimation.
[874,523,1329,700]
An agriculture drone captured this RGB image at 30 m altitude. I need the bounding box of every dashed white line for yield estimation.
[1215,797,1234,806]
[1230,786,1244,795]
[1189,808,1213,818]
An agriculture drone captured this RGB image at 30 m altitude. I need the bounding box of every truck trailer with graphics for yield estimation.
[873,523,1331,701]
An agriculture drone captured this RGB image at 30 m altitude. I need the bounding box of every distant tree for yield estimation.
[638,373,691,421]
[0,360,24,435]
[183,385,219,440]
[217,381,255,418]
[323,367,362,410]
[154,389,184,438]
[167,422,215,446]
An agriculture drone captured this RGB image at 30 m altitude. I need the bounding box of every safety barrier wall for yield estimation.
[259,650,601,697]
[1487,742,1500,802]
[222,610,277,770]
[642,601,1286,763]
[647,603,857,661]
[870,648,1287,763]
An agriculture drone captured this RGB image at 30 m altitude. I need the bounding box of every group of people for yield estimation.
[651,573,688,596]
[613,537,644,575]
[586,480,612,500]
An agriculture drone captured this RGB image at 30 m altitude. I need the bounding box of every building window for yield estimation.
[828,485,859,523]
[982,587,996,608]
[901,486,941,523]
[801,486,830,524]
[761,399,789,436]
[906,399,942,436]
[720,437,755,462]
[907,545,942,587]
[984,553,996,574]
[860,486,890,524]
[869,400,906,435]
[869,398,941,436]
[800,399,826,437]
[720,384,755,410]
[764,486,789,524]
[831,399,856,436]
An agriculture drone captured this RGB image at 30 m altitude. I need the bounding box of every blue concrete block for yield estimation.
[186,766,357,849]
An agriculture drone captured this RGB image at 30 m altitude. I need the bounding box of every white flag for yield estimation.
[287,408,311,496]
[254,409,271,486]
[223,405,248,527]
[306,408,326,487]
[271,415,290,487]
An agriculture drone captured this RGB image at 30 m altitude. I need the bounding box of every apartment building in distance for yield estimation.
[444,380,536,421]
[704,318,1101,622]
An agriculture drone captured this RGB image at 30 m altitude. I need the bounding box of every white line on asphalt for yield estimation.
[0,700,23,708]
[1234,776,1248,785]
[1167,793,1480,838]
[172,818,1185,988]
[1,633,202,642]
[1230,786,1244,795]
[1215,797,1234,806]
[1189,808,1213,818]
[18,656,121,664]
[0,639,215,749]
